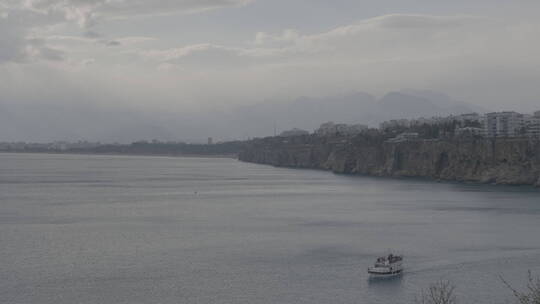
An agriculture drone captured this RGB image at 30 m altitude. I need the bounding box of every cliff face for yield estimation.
[238,135,540,187]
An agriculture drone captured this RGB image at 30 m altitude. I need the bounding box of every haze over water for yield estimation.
[1,153,539,304]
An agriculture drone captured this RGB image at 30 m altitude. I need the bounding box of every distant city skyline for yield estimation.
[3,108,540,145]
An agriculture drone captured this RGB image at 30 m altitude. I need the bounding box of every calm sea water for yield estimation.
[1,153,540,304]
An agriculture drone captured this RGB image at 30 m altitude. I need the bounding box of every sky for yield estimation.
[1,0,540,142]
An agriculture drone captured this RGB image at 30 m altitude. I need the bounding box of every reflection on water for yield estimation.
[0,153,539,304]
[368,273,404,285]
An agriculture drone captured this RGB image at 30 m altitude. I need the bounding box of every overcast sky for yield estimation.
[1,0,540,142]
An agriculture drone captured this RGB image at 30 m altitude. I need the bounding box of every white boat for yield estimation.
[368,253,403,277]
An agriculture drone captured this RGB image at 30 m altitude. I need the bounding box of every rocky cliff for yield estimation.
[238,135,540,187]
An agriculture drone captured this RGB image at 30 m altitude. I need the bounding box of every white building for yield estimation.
[456,113,483,123]
[483,112,524,137]
[379,119,411,130]
[456,127,484,137]
[279,128,310,137]
[387,132,419,143]
[524,112,540,138]
[316,122,368,136]
[316,122,338,136]
[341,124,368,136]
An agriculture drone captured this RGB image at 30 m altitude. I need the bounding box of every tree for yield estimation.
[416,280,457,304]
[501,271,540,304]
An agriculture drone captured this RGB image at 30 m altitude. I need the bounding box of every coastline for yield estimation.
[238,135,540,188]
[243,158,540,191]
[0,151,238,159]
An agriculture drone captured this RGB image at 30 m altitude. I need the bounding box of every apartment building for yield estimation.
[483,112,524,137]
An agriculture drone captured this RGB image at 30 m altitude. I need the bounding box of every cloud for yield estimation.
[254,29,300,47]
[142,44,254,68]
[81,58,95,66]
[131,13,540,113]
[13,0,253,27]
[367,14,485,29]
[0,8,65,63]
[247,14,495,61]
[0,0,253,64]
[141,14,498,68]
[115,36,156,45]
[99,39,121,47]
[27,39,65,61]
[83,30,101,38]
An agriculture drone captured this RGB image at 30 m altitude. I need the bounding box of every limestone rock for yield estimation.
[238,135,540,187]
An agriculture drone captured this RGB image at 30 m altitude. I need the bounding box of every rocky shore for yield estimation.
[238,135,540,187]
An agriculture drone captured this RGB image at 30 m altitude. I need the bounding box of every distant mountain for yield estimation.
[215,92,377,139]
[374,90,484,121]
[398,89,488,114]
[0,102,182,143]
[377,92,445,119]
[220,90,486,138]
[0,90,487,142]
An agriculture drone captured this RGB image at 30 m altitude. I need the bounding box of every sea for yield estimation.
[1,153,539,304]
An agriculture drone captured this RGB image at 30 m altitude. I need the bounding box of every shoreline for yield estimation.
[241,159,540,190]
[3,149,539,189]
[0,151,238,159]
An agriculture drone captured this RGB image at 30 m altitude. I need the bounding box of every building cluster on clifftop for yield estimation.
[380,111,540,139]
[278,110,540,142]
[278,122,369,138]
[279,111,540,142]
[315,122,369,137]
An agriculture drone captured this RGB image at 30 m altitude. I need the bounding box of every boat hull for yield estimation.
[368,269,403,280]
[368,269,403,276]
